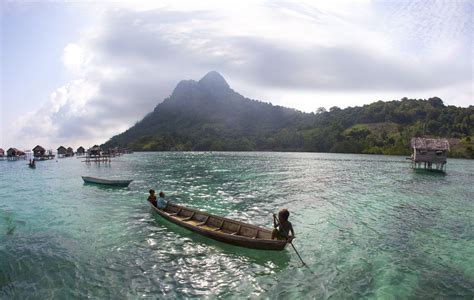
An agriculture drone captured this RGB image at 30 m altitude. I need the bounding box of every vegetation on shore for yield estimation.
[102,72,473,158]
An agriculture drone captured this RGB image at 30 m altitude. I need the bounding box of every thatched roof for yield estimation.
[7,148,25,156]
[33,145,45,152]
[410,137,450,151]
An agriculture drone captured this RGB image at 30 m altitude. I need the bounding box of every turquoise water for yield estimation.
[1,152,473,298]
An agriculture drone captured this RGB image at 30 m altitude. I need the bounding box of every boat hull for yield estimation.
[150,203,288,251]
[81,176,133,187]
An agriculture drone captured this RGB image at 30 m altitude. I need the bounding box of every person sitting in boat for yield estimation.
[147,189,157,207]
[271,208,294,241]
[156,191,168,209]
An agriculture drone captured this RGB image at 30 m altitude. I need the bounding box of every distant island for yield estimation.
[102,71,474,158]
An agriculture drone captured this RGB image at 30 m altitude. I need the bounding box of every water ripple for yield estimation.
[1,152,473,298]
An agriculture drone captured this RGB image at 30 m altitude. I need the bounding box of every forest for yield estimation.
[102,73,474,158]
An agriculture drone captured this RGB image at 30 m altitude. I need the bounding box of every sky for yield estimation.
[1,0,473,150]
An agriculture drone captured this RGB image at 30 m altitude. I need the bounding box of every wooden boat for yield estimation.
[150,202,288,251]
[81,176,133,187]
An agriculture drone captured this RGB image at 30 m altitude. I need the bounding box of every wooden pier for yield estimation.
[83,154,112,164]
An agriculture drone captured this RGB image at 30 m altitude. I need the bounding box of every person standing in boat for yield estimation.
[156,191,168,209]
[272,208,295,241]
[147,189,157,207]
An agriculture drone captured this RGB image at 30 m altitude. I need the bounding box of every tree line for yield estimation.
[102,96,474,158]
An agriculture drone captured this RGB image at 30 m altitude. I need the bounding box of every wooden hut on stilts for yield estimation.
[6,148,26,160]
[83,145,111,164]
[76,146,85,156]
[66,147,75,157]
[57,146,67,158]
[32,145,46,159]
[410,137,449,172]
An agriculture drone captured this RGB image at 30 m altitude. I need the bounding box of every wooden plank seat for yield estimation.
[179,212,195,221]
[230,224,242,235]
[167,208,182,216]
[196,216,210,226]
[252,230,259,239]
[213,219,225,231]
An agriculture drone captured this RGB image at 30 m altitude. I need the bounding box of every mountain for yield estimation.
[102,72,474,158]
[103,71,311,151]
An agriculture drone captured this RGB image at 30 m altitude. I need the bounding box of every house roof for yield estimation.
[33,145,45,151]
[410,137,450,150]
[7,148,25,155]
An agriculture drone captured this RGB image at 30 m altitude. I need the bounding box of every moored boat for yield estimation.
[82,176,133,187]
[150,202,288,251]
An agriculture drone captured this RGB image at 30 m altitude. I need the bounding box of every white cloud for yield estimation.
[7,0,472,149]
[62,43,89,74]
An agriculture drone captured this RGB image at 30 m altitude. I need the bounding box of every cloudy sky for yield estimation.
[1,0,472,150]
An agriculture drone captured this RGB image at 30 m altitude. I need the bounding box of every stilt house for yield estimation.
[7,148,25,159]
[66,147,75,157]
[88,145,102,157]
[57,146,67,157]
[410,137,449,172]
[33,145,46,158]
[77,146,85,156]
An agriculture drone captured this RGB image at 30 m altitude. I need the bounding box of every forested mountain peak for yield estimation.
[198,71,230,90]
[170,71,232,102]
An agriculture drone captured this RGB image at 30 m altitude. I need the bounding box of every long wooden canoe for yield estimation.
[150,202,288,251]
[82,176,133,187]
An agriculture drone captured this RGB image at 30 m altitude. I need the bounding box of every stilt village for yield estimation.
[0,145,132,163]
[1,137,450,172]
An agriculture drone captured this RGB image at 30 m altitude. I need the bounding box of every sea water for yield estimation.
[0,152,473,298]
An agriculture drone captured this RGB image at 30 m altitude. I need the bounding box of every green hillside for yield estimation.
[102,72,474,158]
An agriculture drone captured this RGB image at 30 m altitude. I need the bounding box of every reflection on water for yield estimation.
[150,212,291,270]
[0,152,473,298]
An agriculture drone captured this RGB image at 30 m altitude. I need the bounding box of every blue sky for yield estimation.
[2,3,90,117]
[1,0,472,150]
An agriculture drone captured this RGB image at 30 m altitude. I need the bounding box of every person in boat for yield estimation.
[147,189,157,207]
[272,208,294,241]
[156,191,168,209]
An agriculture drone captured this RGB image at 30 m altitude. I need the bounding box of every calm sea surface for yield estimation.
[0,152,473,298]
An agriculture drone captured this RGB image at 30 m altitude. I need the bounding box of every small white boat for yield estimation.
[81,176,133,187]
